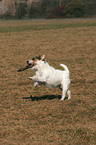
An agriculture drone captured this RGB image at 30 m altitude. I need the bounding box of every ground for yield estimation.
[0,19,96,145]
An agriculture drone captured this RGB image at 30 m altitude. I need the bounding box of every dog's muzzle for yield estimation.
[17,61,33,72]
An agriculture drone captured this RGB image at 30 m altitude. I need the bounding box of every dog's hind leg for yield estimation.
[60,83,67,100]
[60,81,71,101]
[67,90,71,99]
[60,89,66,100]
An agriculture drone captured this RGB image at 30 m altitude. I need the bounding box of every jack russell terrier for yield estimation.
[18,55,71,100]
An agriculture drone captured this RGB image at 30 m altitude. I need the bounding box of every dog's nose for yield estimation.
[27,60,29,64]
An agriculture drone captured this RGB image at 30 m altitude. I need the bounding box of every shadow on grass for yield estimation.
[22,95,68,101]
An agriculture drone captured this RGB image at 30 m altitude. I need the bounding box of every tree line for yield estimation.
[0,0,96,19]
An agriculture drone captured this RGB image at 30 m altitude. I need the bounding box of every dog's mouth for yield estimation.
[17,62,34,72]
[17,54,45,72]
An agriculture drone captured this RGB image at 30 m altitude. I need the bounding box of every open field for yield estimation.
[0,19,96,145]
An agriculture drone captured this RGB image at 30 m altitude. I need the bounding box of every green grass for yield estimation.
[0,19,96,33]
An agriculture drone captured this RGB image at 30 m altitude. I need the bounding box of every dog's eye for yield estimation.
[32,58,35,60]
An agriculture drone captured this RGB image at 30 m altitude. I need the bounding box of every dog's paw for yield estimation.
[60,96,66,101]
[60,98,64,101]
[34,82,38,87]
[68,96,71,100]
[29,77,33,80]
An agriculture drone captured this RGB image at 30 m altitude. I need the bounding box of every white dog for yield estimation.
[27,54,71,101]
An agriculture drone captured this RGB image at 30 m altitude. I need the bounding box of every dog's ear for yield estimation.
[40,54,45,60]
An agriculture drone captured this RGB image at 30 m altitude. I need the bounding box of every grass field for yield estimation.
[0,19,96,145]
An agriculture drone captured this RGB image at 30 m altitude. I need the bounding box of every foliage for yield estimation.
[40,0,58,17]
[0,0,96,19]
[65,0,87,17]
[15,2,27,19]
[28,2,41,18]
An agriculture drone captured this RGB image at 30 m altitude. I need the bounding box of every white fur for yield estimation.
[29,60,71,100]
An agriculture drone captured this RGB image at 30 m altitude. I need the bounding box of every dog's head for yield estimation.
[18,54,45,72]
[27,54,45,70]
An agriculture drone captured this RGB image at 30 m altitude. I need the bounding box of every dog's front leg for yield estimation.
[29,75,37,81]
[34,81,38,87]
[29,76,39,87]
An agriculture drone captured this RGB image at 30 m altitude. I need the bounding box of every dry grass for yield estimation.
[0,19,96,145]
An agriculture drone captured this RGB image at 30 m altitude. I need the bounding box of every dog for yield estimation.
[26,54,71,100]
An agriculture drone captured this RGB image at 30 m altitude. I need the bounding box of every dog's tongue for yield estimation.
[17,64,32,72]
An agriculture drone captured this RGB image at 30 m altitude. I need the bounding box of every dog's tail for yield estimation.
[60,64,70,73]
